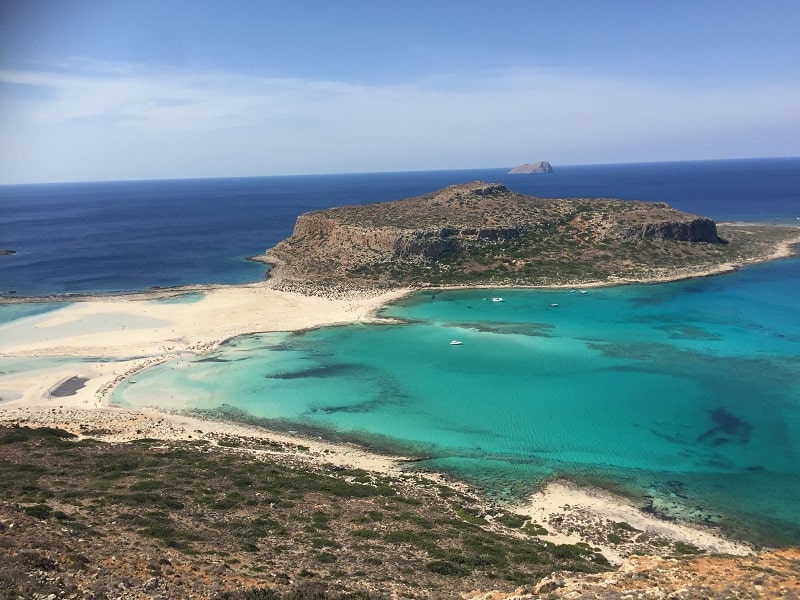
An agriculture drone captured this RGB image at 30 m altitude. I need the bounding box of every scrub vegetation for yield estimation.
[0,425,607,599]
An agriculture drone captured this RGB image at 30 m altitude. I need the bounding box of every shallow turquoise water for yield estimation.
[112,259,800,545]
[0,302,63,324]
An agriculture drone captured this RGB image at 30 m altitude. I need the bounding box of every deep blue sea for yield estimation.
[2,157,799,296]
[2,157,799,545]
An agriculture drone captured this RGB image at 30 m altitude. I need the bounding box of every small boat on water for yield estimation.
[492,297,504,302]
[449,340,463,345]
[550,303,559,307]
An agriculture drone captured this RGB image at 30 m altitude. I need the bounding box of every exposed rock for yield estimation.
[602,205,722,243]
[528,548,800,599]
[462,549,800,599]
[142,576,160,590]
[508,161,553,174]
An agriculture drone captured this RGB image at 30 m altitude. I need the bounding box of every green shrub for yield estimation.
[349,529,381,539]
[129,479,164,492]
[311,537,340,549]
[425,560,470,577]
[375,485,396,497]
[0,426,76,445]
[384,529,437,551]
[451,504,485,526]
[522,522,548,536]
[673,541,704,555]
[313,552,337,564]
[495,513,527,529]
[23,503,52,520]
[613,521,641,532]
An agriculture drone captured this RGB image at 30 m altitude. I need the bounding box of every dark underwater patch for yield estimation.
[696,407,753,446]
[308,395,409,415]
[267,363,365,380]
[587,341,661,361]
[656,324,722,341]
[445,321,555,337]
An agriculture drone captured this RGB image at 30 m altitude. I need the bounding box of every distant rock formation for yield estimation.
[508,161,553,174]
[262,182,735,291]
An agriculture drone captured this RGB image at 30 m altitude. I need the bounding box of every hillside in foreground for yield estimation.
[261,182,799,292]
[1,425,798,599]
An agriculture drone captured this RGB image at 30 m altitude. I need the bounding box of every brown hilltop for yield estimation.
[261,182,797,292]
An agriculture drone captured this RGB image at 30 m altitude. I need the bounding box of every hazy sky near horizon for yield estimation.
[1,1,799,183]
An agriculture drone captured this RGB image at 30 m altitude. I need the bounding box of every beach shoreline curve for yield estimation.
[2,229,799,563]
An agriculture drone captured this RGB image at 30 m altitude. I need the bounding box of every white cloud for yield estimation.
[1,61,798,183]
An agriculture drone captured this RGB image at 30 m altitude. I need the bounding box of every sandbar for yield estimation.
[0,282,409,405]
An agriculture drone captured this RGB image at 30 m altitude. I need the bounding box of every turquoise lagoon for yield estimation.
[113,259,800,545]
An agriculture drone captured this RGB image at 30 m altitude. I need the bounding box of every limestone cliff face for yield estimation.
[263,182,726,290]
[629,218,720,242]
[600,202,721,243]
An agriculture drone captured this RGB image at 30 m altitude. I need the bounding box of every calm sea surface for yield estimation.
[2,157,798,296]
[3,158,799,545]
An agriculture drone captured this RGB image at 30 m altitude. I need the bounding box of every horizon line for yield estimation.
[2,155,798,187]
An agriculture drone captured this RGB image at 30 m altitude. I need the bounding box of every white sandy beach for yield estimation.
[0,283,409,406]
[0,276,766,564]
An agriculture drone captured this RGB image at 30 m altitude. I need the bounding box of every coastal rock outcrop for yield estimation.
[508,161,553,174]
[599,203,722,243]
[262,182,731,291]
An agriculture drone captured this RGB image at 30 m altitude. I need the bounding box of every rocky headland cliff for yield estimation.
[262,181,775,292]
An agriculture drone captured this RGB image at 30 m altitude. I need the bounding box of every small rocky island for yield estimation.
[262,182,798,292]
[508,161,553,174]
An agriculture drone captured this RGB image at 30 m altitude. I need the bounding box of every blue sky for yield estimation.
[1,1,799,183]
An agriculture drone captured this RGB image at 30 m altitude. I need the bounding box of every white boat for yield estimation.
[449,340,463,345]
[550,303,559,307]
[492,297,504,302]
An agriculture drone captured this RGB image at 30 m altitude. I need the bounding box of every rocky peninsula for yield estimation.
[260,181,799,293]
